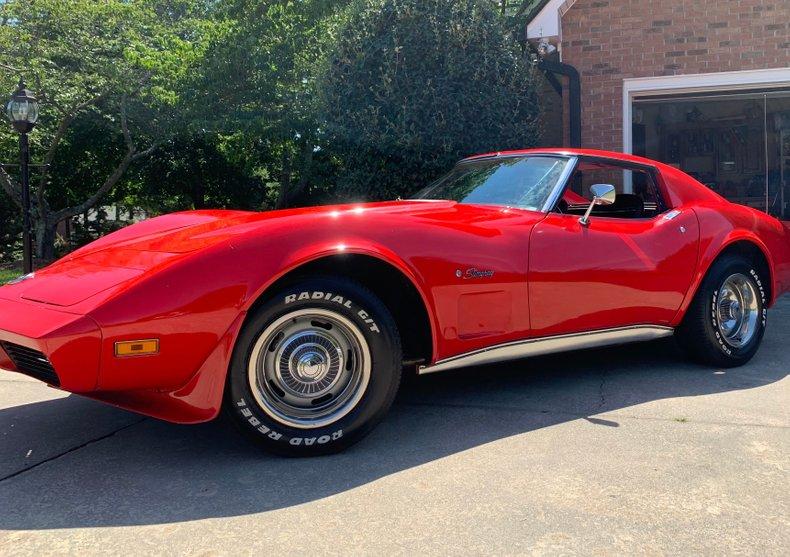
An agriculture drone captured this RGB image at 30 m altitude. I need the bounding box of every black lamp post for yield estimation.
[6,79,39,274]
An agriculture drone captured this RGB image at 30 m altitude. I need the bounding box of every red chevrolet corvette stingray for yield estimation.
[1,149,788,455]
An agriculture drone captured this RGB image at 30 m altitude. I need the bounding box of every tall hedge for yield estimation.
[318,0,542,201]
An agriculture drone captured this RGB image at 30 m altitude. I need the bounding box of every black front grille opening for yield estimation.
[0,342,60,386]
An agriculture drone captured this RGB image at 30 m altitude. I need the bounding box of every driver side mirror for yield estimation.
[579,184,616,226]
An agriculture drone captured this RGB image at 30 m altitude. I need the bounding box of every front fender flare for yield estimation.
[240,239,439,362]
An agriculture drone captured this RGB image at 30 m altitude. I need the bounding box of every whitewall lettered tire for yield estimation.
[677,254,767,367]
[224,277,402,456]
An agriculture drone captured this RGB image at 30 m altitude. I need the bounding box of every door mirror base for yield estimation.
[579,184,617,226]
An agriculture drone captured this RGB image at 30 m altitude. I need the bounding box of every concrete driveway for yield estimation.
[1,299,788,555]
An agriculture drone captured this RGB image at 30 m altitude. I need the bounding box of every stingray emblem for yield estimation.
[456,268,495,279]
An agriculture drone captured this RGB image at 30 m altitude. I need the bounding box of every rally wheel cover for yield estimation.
[677,254,766,368]
[247,308,372,429]
[224,277,402,456]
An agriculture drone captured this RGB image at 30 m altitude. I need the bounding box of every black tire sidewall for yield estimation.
[701,257,767,363]
[225,277,401,455]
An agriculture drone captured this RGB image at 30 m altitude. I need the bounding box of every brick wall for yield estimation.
[559,0,790,150]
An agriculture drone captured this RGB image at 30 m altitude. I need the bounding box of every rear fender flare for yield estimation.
[674,230,776,325]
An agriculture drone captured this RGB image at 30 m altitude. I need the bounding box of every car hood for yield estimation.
[0,200,542,308]
[62,201,473,256]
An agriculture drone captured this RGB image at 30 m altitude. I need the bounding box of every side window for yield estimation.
[561,160,665,219]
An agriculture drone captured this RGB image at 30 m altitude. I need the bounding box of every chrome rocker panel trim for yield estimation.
[417,325,674,375]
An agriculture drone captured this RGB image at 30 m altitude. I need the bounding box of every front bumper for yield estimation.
[0,297,101,392]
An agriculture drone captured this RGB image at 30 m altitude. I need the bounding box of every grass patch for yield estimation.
[0,269,20,284]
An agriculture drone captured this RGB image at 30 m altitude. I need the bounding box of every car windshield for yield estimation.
[413,155,571,211]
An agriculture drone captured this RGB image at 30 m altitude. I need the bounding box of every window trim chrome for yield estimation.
[539,155,579,213]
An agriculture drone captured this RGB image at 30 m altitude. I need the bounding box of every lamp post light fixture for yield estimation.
[6,78,39,274]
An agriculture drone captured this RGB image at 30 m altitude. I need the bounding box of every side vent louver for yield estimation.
[0,342,60,386]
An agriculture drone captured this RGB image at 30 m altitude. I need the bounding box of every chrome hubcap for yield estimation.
[248,309,371,429]
[716,273,759,348]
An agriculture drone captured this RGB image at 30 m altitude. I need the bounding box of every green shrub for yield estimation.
[0,195,21,264]
[318,0,542,201]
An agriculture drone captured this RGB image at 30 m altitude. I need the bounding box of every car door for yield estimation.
[528,158,700,337]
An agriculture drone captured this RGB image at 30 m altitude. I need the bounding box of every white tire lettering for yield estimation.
[283,291,380,333]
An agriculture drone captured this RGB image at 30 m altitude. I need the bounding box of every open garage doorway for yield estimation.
[631,87,790,220]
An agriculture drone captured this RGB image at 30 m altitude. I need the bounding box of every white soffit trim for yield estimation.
[622,67,790,153]
[527,0,572,40]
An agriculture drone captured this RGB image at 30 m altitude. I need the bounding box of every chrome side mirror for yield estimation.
[579,184,616,226]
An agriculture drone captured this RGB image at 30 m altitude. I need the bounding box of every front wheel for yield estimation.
[676,255,767,367]
[224,277,402,456]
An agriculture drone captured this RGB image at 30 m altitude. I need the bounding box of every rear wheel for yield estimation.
[676,255,767,367]
[224,277,402,456]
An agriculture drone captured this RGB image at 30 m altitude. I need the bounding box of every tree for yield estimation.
[0,0,215,260]
[317,0,542,201]
[132,133,266,213]
[191,0,350,209]
[0,193,20,264]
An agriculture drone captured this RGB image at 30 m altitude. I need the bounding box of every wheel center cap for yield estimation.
[720,298,741,321]
[296,353,328,380]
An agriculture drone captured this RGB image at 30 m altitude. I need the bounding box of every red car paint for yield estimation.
[0,148,788,423]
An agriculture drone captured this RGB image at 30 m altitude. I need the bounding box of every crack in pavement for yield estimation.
[596,370,607,411]
[0,417,147,484]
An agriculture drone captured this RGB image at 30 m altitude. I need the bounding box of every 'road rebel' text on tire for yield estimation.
[224,277,402,456]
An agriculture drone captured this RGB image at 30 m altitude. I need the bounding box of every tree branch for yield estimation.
[131,140,162,161]
[53,140,162,222]
[53,151,136,222]
[0,165,22,208]
[0,62,48,105]
[37,73,154,224]
[36,89,113,214]
[34,71,152,215]
[0,61,23,74]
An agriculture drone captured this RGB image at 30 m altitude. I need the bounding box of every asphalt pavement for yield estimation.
[0,298,788,555]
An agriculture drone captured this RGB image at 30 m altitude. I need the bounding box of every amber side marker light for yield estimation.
[115,339,159,358]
